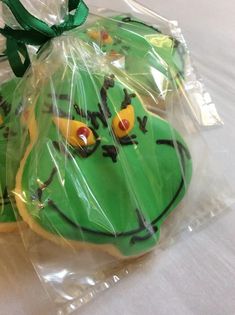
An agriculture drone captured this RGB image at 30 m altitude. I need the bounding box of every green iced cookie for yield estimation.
[15,59,192,258]
[78,15,186,94]
[0,79,21,231]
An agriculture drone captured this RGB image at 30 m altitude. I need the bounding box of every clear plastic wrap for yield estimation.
[0,0,69,231]
[1,0,234,313]
[0,60,20,231]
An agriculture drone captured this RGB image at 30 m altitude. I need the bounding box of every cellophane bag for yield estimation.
[3,0,234,313]
[0,1,21,231]
[0,1,74,232]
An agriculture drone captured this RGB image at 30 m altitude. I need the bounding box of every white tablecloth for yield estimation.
[0,0,235,314]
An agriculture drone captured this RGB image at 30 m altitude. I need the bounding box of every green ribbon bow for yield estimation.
[0,0,89,77]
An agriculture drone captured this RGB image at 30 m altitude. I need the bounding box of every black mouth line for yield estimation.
[34,139,190,244]
[45,175,184,244]
[46,200,159,244]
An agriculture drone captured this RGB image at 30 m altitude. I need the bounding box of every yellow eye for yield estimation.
[112,105,135,138]
[53,117,96,147]
[87,29,113,45]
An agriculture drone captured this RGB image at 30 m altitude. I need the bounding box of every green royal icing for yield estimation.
[19,62,192,257]
[0,79,21,224]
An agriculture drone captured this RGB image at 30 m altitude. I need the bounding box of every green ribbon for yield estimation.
[0,0,89,77]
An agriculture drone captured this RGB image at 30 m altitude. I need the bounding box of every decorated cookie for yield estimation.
[0,79,22,232]
[78,15,187,96]
[15,51,192,258]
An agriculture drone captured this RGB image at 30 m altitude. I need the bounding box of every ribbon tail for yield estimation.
[6,38,30,77]
[59,0,89,31]
[0,0,89,77]
[69,0,80,11]
[1,0,55,37]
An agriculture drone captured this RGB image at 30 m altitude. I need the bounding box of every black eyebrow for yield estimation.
[73,75,116,130]
[118,134,138,146]
[121,88,136,109]
[74,103,108,129]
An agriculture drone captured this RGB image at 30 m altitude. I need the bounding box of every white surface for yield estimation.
[1,0,235,314]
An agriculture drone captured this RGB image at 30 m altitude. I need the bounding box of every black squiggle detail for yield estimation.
[32,130,100,206]
[74,104,89,119]
[121,89,136,109]
[130,226,158,245]
[121,16,162,34]
[74,104,105,129]
[87,105,108,129]
[100,74,115,118]
[102,145,119,163]
[73,75,115,130]
[33,167,57,202]
[130,209,158,244]
[119,134,138,146]
[137,116,148,134]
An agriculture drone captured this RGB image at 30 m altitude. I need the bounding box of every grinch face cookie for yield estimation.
[78,15,186,96]
[15,63,192,258]
[0,79,21,232]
